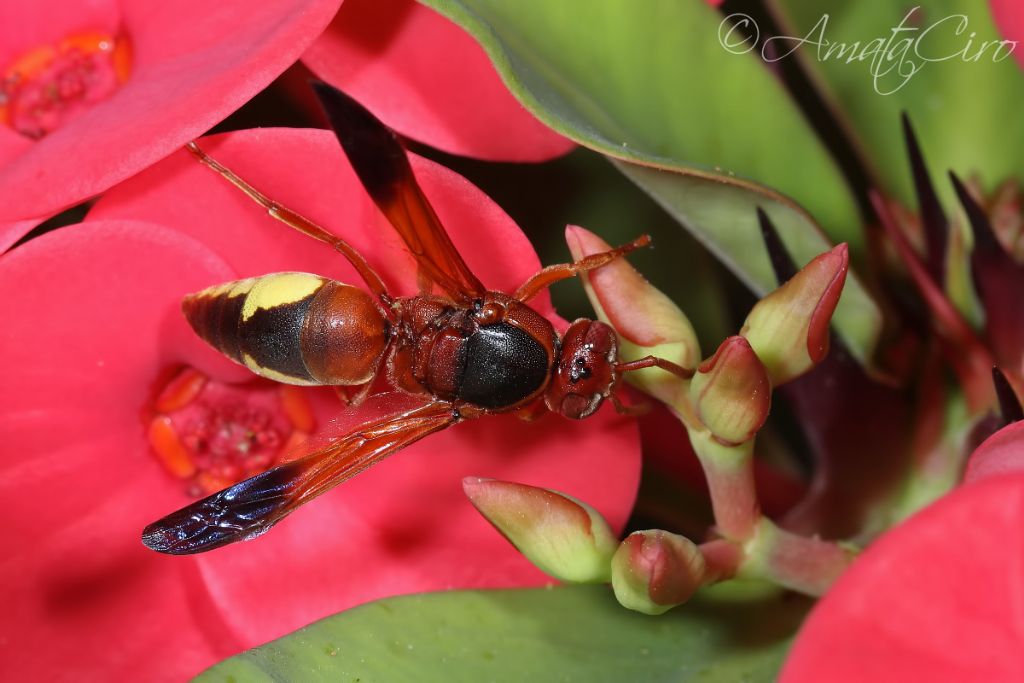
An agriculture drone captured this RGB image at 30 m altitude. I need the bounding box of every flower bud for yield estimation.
[463,477,617,583]
[690,336,770,445]
[611,530,706,615]
[565,225,700,404]
[740,244,848,386]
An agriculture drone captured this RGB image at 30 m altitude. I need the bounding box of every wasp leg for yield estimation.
[513,235,652,303]
[609,392,651,417]
[513,397,549,422]
[186,141,393,307]
[333,380,375,407]
[615,355,694,380]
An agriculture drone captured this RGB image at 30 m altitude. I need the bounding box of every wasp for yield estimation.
[142,83,689,555]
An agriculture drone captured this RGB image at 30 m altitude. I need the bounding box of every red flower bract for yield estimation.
[0,128,640,681]
[301,0,574,161]
[991,0,1024,69]
[0,0,342,252]
[966,421,1024,483]
[782,470,1024,682]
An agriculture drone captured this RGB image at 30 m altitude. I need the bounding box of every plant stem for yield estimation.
[688,431,761,541]
[740,518,858,597]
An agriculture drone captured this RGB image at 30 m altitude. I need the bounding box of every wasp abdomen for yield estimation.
[183,273,389,386]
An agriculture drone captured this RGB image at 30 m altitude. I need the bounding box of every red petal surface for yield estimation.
[0,222,244,681]
[991,0,1024,69]
[302,0,574,161]
[4,131,640,677]
[965,421,1024,484]
[193,409,636,644]
[782,474,1024,683]
[0,0,342,251]
[89,128,555,310]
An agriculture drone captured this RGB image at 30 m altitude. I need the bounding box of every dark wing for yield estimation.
[142,401,458,555]
[312,81,486,302]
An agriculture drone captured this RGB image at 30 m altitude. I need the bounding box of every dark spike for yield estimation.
[757,207,798,284]
[902,113,948,284]
[949,171,1003,256]
[992,367,1024,426]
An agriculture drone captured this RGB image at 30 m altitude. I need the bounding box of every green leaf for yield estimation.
[774,1,1024,207]
[422,0,882,366]
[196,585,806,682]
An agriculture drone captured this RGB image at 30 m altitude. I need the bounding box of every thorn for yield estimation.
[902,113,948,284]
[757,207,797,284]
[870,190,995,412]
[992,367,1023,425]
[949,171,1003,257]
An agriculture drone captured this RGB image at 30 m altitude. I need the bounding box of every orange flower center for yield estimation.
[146,367,314,496]
[0,31,132,139]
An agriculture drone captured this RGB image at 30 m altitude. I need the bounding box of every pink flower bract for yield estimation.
[0,0,343,252]
[965,420,1024,483]
[991,0,1024,69]
[781,472,1024,683]
[0,128,640,681]
[301,0,574,161]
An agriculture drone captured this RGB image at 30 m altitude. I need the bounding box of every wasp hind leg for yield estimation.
[185,141,392,306]
[334,380,375,407]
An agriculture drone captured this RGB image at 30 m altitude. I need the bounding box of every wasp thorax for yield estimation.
[545,319,619,420]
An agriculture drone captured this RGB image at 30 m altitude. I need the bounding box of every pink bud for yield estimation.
[565,225,700,403]
[741,244,849,385]
[691,336,771,445]
[463,477,617,583]
[611,530,706,615]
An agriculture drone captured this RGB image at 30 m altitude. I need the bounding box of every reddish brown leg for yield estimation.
[513,234,652,302]
[616,355,694,380]
[333,345,390,406]
[186,142,392,306]
[334,381,375,407]
[513,397,550,422]
[609,393,651,417]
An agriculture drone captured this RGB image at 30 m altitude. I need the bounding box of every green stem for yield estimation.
[688,431,760,541]
[698,539,742,585]
[740,518,858,597]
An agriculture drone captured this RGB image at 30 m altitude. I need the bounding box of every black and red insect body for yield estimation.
[142,83,689,555]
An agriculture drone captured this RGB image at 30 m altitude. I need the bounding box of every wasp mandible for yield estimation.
[142,83,690,555]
